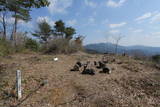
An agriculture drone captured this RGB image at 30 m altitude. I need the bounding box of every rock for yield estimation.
[81,64,95,75]
[94,61,97,66]
[70,64,80,72]
[40,80,48,86]
[117,61,123,64]
[102,60,108,64]
[99,67,111,74]
[81,69,95,75]
[97,61,106,69]
[76,61,82,67]
[155,64,160,70]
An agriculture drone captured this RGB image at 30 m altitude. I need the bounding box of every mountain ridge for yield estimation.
[85,43,160,56]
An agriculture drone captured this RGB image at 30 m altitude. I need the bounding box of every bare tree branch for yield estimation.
[112,33,125,54]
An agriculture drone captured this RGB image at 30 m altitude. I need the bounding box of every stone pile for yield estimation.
[70,59,111,75]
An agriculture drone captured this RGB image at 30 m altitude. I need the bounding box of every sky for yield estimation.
[16,0,160,47]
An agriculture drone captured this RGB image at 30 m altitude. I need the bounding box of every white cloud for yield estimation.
[135,12,152,21]
[109,29,120,34]
[109,22,127,28]
[48,0,73,14]
[135,11,160,23]
[66,19,77,26]
[106,0,127,8]
[89,17,95,23]
[84,0,97,8]
[133,29,143,33]
[151,32,160,36]
[102,19,109,24]
[150,12,160,23]
[37,16,55,26]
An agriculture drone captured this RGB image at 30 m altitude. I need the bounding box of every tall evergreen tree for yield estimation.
[8,0,31,41]
[0,0,50,42]
[33,20,52,42]
[0,0,9,39]
[64,27,76,40]
[54,20,65,37]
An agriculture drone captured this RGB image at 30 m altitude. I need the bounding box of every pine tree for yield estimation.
[0,0,9,39]
[2,0,50,42]
[33,20,52,42]
[54,20,65,38]
[64,27,76,40]
[8,0,31,41]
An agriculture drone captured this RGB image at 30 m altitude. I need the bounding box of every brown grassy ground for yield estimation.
[0,52,160,107]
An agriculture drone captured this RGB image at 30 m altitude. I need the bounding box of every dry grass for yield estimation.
[0,52,160,107]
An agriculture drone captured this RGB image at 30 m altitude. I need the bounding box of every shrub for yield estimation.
[44,38,70,54]
[0,38,14,56]
[25,38,39,52]
[44,38,83,54]
[152,55,160,64]
[12,32,27,52]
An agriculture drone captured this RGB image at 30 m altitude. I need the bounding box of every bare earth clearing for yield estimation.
[0,52,160,107]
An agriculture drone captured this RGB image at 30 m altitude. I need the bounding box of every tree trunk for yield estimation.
[115,42,118,54]
[11,12,18,46]
[2,13,6,40]
[1,11,7,40]
[14,16,18,40]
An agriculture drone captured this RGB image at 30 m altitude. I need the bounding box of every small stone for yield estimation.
[81,69,95,75]
[70,64,79,71]
[99,67,111,74]
[40,80,48,86]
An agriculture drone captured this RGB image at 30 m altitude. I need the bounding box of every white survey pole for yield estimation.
[16,70,22,99]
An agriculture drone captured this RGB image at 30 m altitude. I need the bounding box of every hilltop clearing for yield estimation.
[0,52,160,107]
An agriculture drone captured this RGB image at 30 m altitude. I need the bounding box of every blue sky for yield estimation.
[18,0,160,46]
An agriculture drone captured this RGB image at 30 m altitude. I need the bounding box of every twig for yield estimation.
[55,92,96,107]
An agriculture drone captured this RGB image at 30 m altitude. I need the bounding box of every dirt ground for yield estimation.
[0,52,160,107]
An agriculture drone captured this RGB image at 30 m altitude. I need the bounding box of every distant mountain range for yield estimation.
[85,43,160,56]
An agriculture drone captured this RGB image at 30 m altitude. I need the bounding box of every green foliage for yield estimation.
[33,19,77,43]
[33,20,52,42]
[0,0,54,55]
[0,0,9,12]
[152,55,160,63]
[54,20,65,36]
[25,38,39,51]
[29,0,50,8]
[0,39,14,56]
[3,0,50,22]
[0,0,50,41]
[7,0,31,21]
[54,20,76,39]
[64,27,76,39]
[33,19,83,54]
